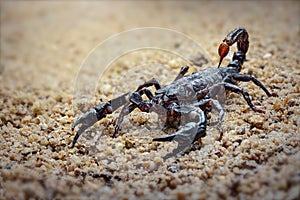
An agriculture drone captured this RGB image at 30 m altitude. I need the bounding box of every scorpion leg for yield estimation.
[115,76,162,135]
[210,99,224,140]
[72,92,131,147]
[113,76,162,136]
[113,88,155,137]
[195,98,224,140]
[224,82,265,113]
[135,77,162,91]
[231,73,277,97]
[173,65,189,82]
[113,103,136,137]
[153,108,207,160]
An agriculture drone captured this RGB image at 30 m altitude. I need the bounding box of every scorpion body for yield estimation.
[72,28,276,160]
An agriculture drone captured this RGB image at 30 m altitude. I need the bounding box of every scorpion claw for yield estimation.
[72,124,89,148]
[71,109,99,147]
[154,122,199,160]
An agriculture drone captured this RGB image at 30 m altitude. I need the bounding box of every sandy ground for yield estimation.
[0,1,299,199]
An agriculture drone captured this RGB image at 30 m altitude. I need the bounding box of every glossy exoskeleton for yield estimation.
[72,28,276,160]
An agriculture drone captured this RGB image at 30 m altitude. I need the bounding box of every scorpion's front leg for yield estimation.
[153,108,207,160]
[113,89,154,137]
[173,65,189,82]
[111,78,162,137]
[71,92,131,147]
[135,77,161,91]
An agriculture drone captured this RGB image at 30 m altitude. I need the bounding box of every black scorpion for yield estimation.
[71,28,276,160]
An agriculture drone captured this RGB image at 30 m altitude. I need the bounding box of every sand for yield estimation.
[0,1,299,199]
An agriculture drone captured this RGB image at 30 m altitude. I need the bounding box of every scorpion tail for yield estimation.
[218,28,248,67]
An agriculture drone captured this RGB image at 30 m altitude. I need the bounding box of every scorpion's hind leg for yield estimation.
[153,108,207,160]
[231,73,277,97]
[224,82,265,113]
[71,92,131,147]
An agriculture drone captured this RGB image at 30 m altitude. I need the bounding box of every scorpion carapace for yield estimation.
[71,28,276,160]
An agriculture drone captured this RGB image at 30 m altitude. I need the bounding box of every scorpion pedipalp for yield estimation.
[153,107,206,160]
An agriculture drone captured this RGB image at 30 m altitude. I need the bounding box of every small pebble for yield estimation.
[263,53,272,59]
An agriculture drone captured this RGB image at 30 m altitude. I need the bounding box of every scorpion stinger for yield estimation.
[218,28,249,67]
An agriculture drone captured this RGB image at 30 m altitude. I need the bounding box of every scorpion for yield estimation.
[71,28,276,160]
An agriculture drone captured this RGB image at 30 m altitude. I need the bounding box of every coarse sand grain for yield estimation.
[0,1,299,199]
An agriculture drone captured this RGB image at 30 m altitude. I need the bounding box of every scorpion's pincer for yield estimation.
[71,109,99,148]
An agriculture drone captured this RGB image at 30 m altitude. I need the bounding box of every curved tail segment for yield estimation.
[218,28,249,67]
